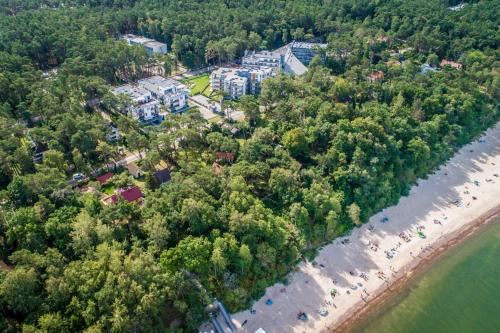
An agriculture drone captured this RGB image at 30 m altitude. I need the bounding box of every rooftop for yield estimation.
[127,162,141,174]
[96,172,113,184]
[440,59,462,69]
[291,41,328,50]
[138,75,186,89]
[122,34,155,44]
[112,186,143,203]
[112,84,151,100]
[153,168,172,184]
[143,41,167,48]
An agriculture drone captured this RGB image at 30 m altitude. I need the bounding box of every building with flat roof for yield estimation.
[241,41,327,77]
[211,67,274,99]
[121,34,168,55]
[242,51,284,71]
[289,41,327,65]
[112,84,160,123]
[138,75,189,113]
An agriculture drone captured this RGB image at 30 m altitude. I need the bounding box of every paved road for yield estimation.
[116,152,142,166]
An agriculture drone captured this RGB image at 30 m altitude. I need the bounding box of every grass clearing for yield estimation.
[181,74,210,96]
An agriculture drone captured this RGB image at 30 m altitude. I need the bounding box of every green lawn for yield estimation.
[181,74,210,96]
[101,183,116,195]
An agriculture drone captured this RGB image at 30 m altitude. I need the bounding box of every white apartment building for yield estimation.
[121,34,168,55]
[211,67,274,99]
[138,75,189,113]
[211,68,248,99]
[238,67,274,95]
[112,84,161,123]
[242,51,284,71]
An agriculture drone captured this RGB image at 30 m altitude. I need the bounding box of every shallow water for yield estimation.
[350,217,500,333]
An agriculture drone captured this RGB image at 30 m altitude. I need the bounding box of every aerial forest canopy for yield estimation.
[0,0,499,331]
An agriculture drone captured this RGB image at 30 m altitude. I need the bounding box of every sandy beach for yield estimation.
[226,123,500,333]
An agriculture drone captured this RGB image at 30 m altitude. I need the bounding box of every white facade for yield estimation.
[121,34,168,55]
[211,67,274,99]
[138,75,189,112]
[242,51,284,71]
[112,84,160,123]
[106,124,121,141]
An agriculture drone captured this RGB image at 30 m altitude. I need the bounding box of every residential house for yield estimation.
[440,59,462,69]
[367,71,384,83]
[96,172,113,185]
[121,34,168,55]
[127,162,143,178]
[110,186,143,204]
[112,84,161,124]
[420,63,438,74]
[212,162,223,175]
[385,59,401,67]
[153,168,172,185]
[216,151,235,163]
[106,123,121,142]
[449,3,466,11]
[138,76,189,113]
[31,142,49,163]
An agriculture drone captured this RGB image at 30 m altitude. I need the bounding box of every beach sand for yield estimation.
[226,123,500,333]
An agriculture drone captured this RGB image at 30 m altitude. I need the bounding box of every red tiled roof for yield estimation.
[368,71,384,80]
[96,172,113,184]
[216,151,235,162]
[111,186,143,203]
[440,59,462,69]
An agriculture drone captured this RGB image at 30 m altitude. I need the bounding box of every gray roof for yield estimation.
[291,41,328,49]
[112,84,151,100]
[138,75,185,89]
[283,50,308,75]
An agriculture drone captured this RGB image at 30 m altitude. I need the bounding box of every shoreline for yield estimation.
[332,204,500,333]
[226,123,500,333]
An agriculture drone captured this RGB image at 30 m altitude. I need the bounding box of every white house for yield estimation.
[106,123,121,142]
[137,76,189,113]
[112,84,161,123]
[121,34,168,55]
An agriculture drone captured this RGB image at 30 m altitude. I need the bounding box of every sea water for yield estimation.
[350,217,500,333]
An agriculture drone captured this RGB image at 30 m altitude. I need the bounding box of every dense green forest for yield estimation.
[0,0,499,331]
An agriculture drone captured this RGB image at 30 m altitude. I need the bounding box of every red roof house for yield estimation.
[96,172,113,184]
[111,186,143,204]
[367,71,384,83]
[216,151,235,163]
[440,59,462,69]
